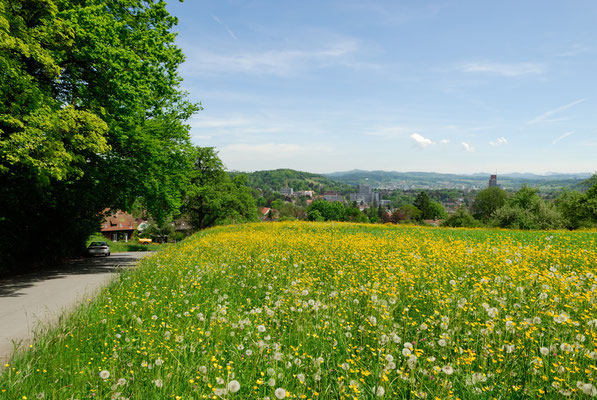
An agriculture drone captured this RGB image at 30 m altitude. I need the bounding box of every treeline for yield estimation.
[232,168,353,194]
[0,1,255,276]
[443,175,597,230]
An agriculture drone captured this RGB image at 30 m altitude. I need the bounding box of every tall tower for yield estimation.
[489,174,497,187]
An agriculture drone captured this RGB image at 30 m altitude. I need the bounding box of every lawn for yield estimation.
[2,222,596,399]
[87,233,169,253]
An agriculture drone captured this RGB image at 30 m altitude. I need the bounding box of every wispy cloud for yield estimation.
[552,131,574,145]
[461,142,475,153]
[527,98,587,125]
[219,142,334,170]
[555,44,590,57]
[489,137,508,146]
[459,62,544,77]
[182,39,366,76]
[439,139,450,144]
[410,133,435,148]
[365,126,410,139]
[212,15,238,40]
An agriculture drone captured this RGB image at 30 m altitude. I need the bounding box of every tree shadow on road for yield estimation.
[0,253,151,298]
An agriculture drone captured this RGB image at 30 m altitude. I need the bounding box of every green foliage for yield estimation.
[0,0,197,275]
[441,206,481,228]
[555,173,597,229]
[429,200,448,219]
[184,148,257,230]
[307,200,347,221]
[472,187,508,221]
[491,186,563,230]
[414,191,433,220]
[233,168,352,195]
[390,204,422,223]
[366,206,380,223]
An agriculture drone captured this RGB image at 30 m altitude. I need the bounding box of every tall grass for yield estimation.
[2,222,596,399]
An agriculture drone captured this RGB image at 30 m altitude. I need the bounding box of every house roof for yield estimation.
[259,207,271,216]
[101,210,138,232]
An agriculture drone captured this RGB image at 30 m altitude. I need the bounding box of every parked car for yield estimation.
[87,241,111,257]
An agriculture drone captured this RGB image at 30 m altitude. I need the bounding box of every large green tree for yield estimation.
[491,186,563,230]
[472,186,508,222]
[414,191,433,219]
[556,173,597,229]
[184,147,257,230]
[0,0,196,274]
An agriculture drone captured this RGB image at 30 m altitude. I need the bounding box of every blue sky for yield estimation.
[165,0,596,174]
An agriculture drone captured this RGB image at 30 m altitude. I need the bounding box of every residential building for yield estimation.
[101,210,138,242]
[349,184,381,205]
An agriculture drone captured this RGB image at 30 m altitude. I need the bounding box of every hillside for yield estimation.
[325,170,591,190]
[230,168,353,194]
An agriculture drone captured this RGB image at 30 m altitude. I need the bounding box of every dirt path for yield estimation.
[0,252,151,366]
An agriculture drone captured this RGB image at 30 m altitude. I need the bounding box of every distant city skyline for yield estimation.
[166,1,597,174]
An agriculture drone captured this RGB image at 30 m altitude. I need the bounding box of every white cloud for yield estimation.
[212,15,238,40]
[489,137,508,146]
[527,98,587,125]
[439,139,450,144]
[410,133,435,148]
[189,116,252,129]
[461,142,475,153]
[181,39,364,76]
[552,131,574,145]
[366,126,410,139]
[219,143,333,170]
[459,62,544,77]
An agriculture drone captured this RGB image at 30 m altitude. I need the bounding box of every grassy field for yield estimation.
[2,222,596,399]
[87,233,168,253]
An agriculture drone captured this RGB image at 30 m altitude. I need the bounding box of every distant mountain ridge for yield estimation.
[324,170,591,190]
[232,168,591,191]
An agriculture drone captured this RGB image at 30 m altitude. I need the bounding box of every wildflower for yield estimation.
[540,347,549,356]
[228,380,241,393]
[275,388,287,399]
[487,307,498,318]
[99,370,110,380]
[442,365,454,375]
[579,383,597,397]
[375,386,385,397]
[155,358,164,366]
[257,325,266,333]
[560,343,573,352]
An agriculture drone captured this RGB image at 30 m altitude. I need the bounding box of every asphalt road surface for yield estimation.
[0,252,151,366]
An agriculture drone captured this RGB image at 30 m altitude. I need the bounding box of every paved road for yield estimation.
[0,252,152,366]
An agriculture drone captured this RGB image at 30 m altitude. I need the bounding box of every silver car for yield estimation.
[87,241,111,257]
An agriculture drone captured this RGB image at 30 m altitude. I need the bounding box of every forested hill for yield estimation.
[325,170,591,190]
[230,169,352,194]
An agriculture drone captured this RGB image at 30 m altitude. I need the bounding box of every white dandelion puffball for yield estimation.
[99,370,110,379]
[228,380,241,393]
[540,347,549,356]
[257,325,266,333]
[442,365,454,375]
[154,379,163,388]
[275,388,287,399]
[375,386,385,397]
